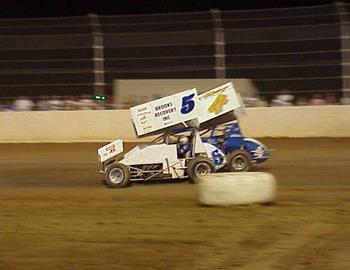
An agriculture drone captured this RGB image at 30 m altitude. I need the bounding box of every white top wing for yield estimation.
[130,88,200,136]
[198,82,243,123]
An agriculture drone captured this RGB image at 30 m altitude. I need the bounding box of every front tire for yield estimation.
[187,156,215,182]
[105,163,130,188]
[227,150,251,172]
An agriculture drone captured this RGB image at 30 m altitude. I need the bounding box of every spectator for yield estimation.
[77,95,96,110]
[340,93,350,105]
[325,93,338,105]
[105,96,118,110]
[296,96,309,106]
[12,96,34,111]
[121,103,132,109]
[36,96,50,111]
[95,98,106,110]
[64,96,79,110]
[270,89,294,106]
[0,99,14,111]
[48,96,64,110]
[122,95,134,109]
[0,100,4,111]
[255,95,268,107]
[127,95,138,106]
[309,94,326,106]
[242,96,258,107]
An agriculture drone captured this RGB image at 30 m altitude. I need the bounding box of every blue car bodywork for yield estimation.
[201,121,270,170]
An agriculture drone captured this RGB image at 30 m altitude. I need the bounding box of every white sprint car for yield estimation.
[98,82,243,188]
[98,127,227,188]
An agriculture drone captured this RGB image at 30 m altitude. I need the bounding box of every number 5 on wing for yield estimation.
[180,93,195,115]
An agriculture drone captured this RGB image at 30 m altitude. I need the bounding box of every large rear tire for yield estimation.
[227,150,251,172]
[105,163,130,188]
[187,156,215,182]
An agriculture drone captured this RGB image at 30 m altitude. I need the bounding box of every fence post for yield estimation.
[210,9,226,79]
[88,13,105,95]
[336,1,350,98]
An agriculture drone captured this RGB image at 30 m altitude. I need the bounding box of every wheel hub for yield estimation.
[195,163,211,176]
[232,155,246,170]
[109,168,124,184]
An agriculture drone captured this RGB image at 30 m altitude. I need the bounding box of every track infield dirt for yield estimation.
[1,138,350,270]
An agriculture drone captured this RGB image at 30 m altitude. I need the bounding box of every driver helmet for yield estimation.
[179,136,189,145]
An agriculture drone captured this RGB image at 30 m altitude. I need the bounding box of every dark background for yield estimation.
[0,0,335,18]
[0,0,345,101]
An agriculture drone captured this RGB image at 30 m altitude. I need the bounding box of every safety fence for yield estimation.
[0,2,350,100]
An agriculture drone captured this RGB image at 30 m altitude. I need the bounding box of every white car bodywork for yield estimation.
[121,143,186,179]
[98,140,123,163]
[98,131,225,181]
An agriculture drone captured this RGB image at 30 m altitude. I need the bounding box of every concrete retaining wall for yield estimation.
[239,105,350,138]
[1,105,349,143]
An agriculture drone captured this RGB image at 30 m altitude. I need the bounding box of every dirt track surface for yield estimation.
[1,138,350,270]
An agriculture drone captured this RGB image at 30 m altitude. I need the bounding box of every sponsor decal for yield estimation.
[212,149,224,165]
[180,93,195,115]
[208,94,228,114]
[199,85,230,100]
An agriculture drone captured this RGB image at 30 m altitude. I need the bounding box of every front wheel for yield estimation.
[227,150,251,172]
[187,156,215,182]
[105,163,130,188]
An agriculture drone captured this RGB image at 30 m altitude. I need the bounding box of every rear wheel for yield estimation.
[187,156,215,182]
[105,163,130,188]
[227,150,251,172]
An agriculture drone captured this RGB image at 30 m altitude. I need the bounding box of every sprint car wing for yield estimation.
[130,88,201,137]
[198,82,245,129]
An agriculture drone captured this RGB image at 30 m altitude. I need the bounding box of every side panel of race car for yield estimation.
[120,144,186,178]
[121,144,177,165]
[222,122,245,153]
[223,123,269,164]
[243,138,270,164]
[201,121,270,167]
[203,143,226,170]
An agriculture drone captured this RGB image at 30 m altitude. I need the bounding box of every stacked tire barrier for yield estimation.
[197,172,277,206]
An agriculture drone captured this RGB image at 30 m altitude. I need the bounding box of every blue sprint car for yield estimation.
[200,121,270,172]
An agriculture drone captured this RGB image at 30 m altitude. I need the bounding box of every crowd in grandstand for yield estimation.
[243,90,350,107]
[1,91,350,112]
[240,92,349,107]
[0,95,120,111]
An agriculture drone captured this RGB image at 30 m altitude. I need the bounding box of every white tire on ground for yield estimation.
[197,172,277,206]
